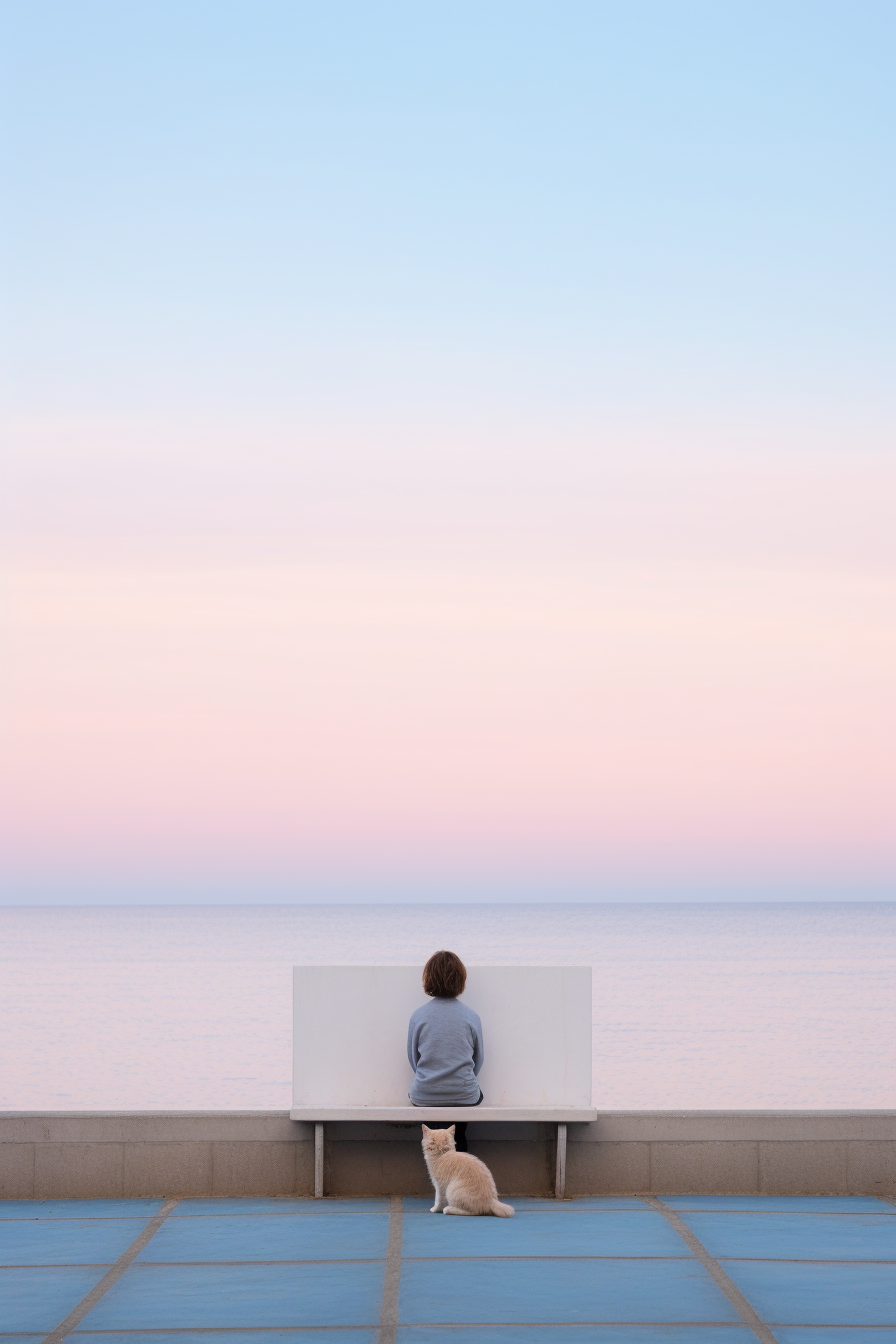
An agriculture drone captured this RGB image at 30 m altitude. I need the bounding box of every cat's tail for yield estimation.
[490,1200,515,1217]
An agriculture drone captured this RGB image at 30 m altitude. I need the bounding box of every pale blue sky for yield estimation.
[2,0,893,423]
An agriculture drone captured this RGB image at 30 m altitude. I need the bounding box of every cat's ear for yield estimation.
[447,1125,456,1135]
[421,1124,431,1134]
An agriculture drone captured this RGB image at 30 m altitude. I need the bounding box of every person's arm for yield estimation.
[471,1018,484,1075]
[407,1016,419,1070]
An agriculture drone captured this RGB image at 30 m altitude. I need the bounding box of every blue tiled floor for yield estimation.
[170,1196,390,1216]
[773,1333,896,1344]
[681,1210,896,1260]
[399,1256,742,1323]
[402,1207,688,1257]
[396,1332,757,1344]
[71,1333,376,1344]
[0,1198,164,1219]
[136,1210,391,1261]
[83,1262,387,1329]
[0,1217,152,1266]
[0,1193,893,1338]
[402,1195,651,1211]
[73,1335,379,1344]
[0,1266,106,1333]
[663,1195,893,1214]
[722,1259,896,1326]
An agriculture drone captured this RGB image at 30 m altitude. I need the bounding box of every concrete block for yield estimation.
[650,1141,759,1195]
[471,1141,552,1196]
[0,1143,35,1199]
[578,1113,896,1143]
[327,1140,431,1197]
[0,1117,51,1143]
[0,1113,304,1144]
[467,1123,545,1144]
[846,1142,896,1197]
[210,1142,297,1196]
[34,1143,124,1199]
[759,1141,848,1195]
[147,1114,300,1143]
[295,1139,315,1197]
[327,1122,420,1143]
[123,1142,214,1197]
[567,1142,650,1195]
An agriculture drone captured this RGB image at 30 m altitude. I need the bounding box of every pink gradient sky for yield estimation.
[3,417,894,901]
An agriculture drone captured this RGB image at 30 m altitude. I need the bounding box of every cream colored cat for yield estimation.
[421,1124,514,1216]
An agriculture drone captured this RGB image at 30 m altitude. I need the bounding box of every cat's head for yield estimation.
[421,1124,456,1156]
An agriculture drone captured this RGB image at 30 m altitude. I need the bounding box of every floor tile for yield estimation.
[0,1266,104,1333]
[0,1199,164,1220]
[682,1212,896,1261]
[721,1260,896,1325]
[401,1197,650,1212]
[403,1197,476,1212]
[399,1257,742,1324]
[774,1332,896,1344]
[662,1196,896,1214]
[79,1261,386,1329]
[73,1333,379,1343]
[398,1329,757,1344]
[0,1217,150,1266]
[137,1211,389,1262]
[402,1209,689,1258]
[510,1198,653,1211]
[172,1197,389,1216]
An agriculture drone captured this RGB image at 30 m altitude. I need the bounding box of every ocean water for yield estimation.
[1,903,894,1110]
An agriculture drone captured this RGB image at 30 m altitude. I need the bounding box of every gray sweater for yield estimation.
[407,997,484,1105]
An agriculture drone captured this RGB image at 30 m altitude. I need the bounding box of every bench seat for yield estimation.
[290,1107,597,1122]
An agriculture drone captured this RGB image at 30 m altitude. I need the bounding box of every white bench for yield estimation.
[290,965,596,1197]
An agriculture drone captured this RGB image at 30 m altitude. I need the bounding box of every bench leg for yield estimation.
[555,1123,567,1199]
[314,1122,325,1199]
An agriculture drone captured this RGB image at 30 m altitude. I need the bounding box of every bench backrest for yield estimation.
[292,965,592,1108]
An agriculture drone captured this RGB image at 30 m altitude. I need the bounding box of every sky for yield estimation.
[1,0,894,903]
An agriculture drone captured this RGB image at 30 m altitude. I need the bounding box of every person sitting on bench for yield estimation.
[407,950,483,1152]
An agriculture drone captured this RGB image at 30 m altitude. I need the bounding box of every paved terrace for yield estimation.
[2,1195,895,1343]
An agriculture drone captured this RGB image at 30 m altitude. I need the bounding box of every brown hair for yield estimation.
[422,950,467,999]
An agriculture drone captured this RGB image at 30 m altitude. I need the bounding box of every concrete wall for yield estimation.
[2,1112,894,1201]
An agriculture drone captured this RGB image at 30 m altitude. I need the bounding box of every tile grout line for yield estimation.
[377,1195,403,1344]
[0,1327,775,1337]
[8,1253,896,1267]
[644,1196,779,1344]
[40,1198,180,1344]
[0,1326,774,1335]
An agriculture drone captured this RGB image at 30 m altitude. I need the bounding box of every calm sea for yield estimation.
[1,903,893,1110]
